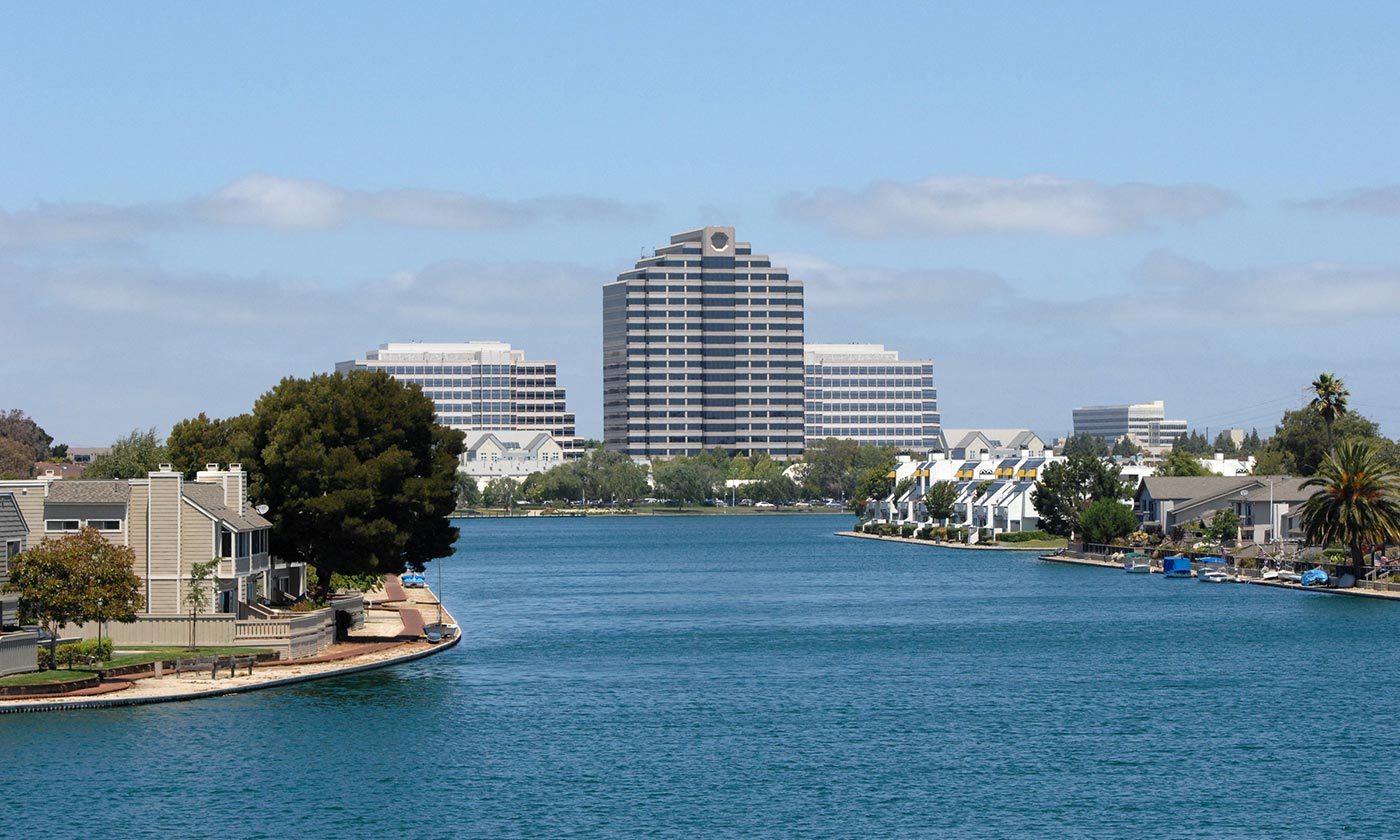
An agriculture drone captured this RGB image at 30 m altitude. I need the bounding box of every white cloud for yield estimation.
[780,175,1238,238]
[1292,185,1400,217]
[0,175,653,252]
[774,251,1009,314]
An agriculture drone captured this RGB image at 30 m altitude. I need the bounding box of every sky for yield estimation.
[4,3,1400,446]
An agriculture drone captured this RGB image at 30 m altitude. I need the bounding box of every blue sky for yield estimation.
[4,3,1400,445]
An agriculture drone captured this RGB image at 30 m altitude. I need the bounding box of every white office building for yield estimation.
[803,344,939,450]
[337,341,581,457]
[1072,400,1187,448]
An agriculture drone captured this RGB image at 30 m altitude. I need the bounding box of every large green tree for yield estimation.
[6,528,144,667]
[1172,430,1212,455]
[1031,455,1131,538]
[1309,372,1349,457]
[800,439,897,500]
[1061,432,1109,459]
[168,412,251,477]
[923,480,958,521]
[653,457,721,506]
[1079,498,1137,546]
[1260,408,1391,477]
[239,371,465,599]
[85,428,170,479]
[0,438,34,479]
[1300,441,1400,575]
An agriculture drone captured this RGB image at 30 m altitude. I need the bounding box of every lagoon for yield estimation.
[8,514,1400,838]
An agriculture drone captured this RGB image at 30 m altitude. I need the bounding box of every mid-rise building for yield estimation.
[603,226,805,459]
[337,341,581,458]
[1072,400,1187,448]
[803,343,940,450]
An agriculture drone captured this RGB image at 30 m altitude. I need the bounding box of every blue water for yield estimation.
[6,515,1399,839]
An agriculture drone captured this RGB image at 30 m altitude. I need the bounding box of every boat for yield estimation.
[1123,552,1152,574]
[401,571,426,588]
[1196,556,1234,583]
[1300,568,1330,587]
[1259,569,1280,581]
[1162,555,1193,578]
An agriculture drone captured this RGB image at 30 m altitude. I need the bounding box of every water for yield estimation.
[6,515,1398,839]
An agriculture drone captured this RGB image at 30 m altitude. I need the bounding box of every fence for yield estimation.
[0,632,38,676]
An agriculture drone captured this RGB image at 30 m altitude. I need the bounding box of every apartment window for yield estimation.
[86,520,122,532]
[220,528,234,559]
[45,520,80,533]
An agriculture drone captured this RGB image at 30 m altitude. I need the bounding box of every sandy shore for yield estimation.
[0,578,459,714]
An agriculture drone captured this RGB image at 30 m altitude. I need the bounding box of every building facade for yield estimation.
[1071,400,1187,448]
[337,341,581,457]
[603,226,805,459]
[803,344,940,450]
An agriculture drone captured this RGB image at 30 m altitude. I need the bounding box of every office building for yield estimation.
[603,226,805,459]
[1071,400,1187,448]
[803,343,940,450]
[337,341,581,457]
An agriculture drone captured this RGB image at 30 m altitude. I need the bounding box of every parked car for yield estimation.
[755,501,776,509]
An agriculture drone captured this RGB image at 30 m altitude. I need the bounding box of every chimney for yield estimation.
[227,465,246,515]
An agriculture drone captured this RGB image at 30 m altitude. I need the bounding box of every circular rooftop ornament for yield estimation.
[709,231,729,251]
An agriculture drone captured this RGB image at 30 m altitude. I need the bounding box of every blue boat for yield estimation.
[1162,555,1193,578]
[401,571,427,588]
[1300,568,1330,587]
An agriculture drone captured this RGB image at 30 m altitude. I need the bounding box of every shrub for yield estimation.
[916,526,934,540]
[36,647,51,671]
[899,524,916,537]
[996,530,1053,543]
[54,638,113,668]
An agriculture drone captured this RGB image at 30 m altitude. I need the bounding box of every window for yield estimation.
[45,520,80,533]
[220,528,233,559]
[87,520,122,532]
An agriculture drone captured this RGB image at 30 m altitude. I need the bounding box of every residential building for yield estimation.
[1134,475,1311,542]
[0,492,37,675]
[868,450,1062,540]
[460,431,567,487]
[1072,400,1187,448]
[940,429,1046,460]
[803,343,940,450]
[603,226,805,459]
[337,341,581,458]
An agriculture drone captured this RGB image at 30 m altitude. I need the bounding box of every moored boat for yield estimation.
[1162,555,1193,578]
[1123,552,1151,574]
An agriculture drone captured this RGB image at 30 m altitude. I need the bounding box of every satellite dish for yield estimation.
[255,504,270,515]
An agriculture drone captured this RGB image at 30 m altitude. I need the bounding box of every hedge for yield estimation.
[996,530,1054,543]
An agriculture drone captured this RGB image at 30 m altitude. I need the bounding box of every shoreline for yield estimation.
[0,578,459,714]
[834,530,1056,552]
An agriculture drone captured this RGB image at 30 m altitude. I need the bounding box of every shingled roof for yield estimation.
[46,481,132,505]
[181,483,271,531]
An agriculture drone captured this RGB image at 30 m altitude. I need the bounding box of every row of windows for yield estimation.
[628,297,799,306]
[377,364,534,376]
[46,519,120,533]
[806,404,936,413]
[805,365,931,375]
[621,281,795,293]
[809,390,937,401]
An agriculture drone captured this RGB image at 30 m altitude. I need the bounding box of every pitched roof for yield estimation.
[1137,476,1255,502]
[181,483,271,531]
[0,492,27,536]
[46,481,131,505]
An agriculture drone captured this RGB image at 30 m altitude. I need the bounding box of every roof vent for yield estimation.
[206,464,219,471]
[158,463,174,472]
[229,463,242,471]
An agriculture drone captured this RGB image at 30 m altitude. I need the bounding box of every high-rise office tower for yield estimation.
[337,341,581,456]
[603,226,805,459]
[803,343,940,450]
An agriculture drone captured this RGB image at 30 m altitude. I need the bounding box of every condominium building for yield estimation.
[603,226,805,459]
[803,344,940,450]
[1071,400,1187,447]
[337,341,581,457]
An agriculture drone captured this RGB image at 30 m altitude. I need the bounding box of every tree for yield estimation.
[923,480,958,521]
[653,457,718,506]
[184,559,219,651]
[853,463,895,515]
[454,472,482,508]
[587,449,649,503]
[1062,433,1109,459]
[1252,449,1289,476]
[1300,441,1400,576]
[1240,428,1263,456]
[5,528,143,667]
[800,439,898,500]
[239,370,465,600]
[1173,430,1212,456]
[1261,407,1386,477]
[1309,372,1349,457]
[747,475,800,504]
[1212,431,1239,457]
[482,477,522,508]
[85,428,169,479]
[1156,449,1211,477]
[168,412,251,477]
[1205,509,1242,544]
[0,438,34,479]
[1111,437,1142,458]
[0,409,53,462]
[1032,455,1131,538]
[1079,498,1137,546]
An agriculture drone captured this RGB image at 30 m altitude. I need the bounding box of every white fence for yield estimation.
[0,632,38,676]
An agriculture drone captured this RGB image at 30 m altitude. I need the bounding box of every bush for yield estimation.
[36,647,51,671]
[916,526,934,540]
[54,638,113,668]
[996,530,1053,543]
[899,524,916,537]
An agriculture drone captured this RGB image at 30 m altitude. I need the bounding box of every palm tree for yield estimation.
[1309,372,1350,457]
[1300,441,1400,576]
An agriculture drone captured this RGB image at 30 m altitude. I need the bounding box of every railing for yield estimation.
[0,631,38,676]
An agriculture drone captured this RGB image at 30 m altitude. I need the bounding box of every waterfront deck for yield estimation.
[0,575,459,714]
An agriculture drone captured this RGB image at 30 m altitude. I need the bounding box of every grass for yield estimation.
[0,646,276,687]
[992,538,1069,550]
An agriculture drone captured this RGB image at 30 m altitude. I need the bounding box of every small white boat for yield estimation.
[1259,569,1280,581]
[1123,553,1151,574]
[1198,568,1232,583]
